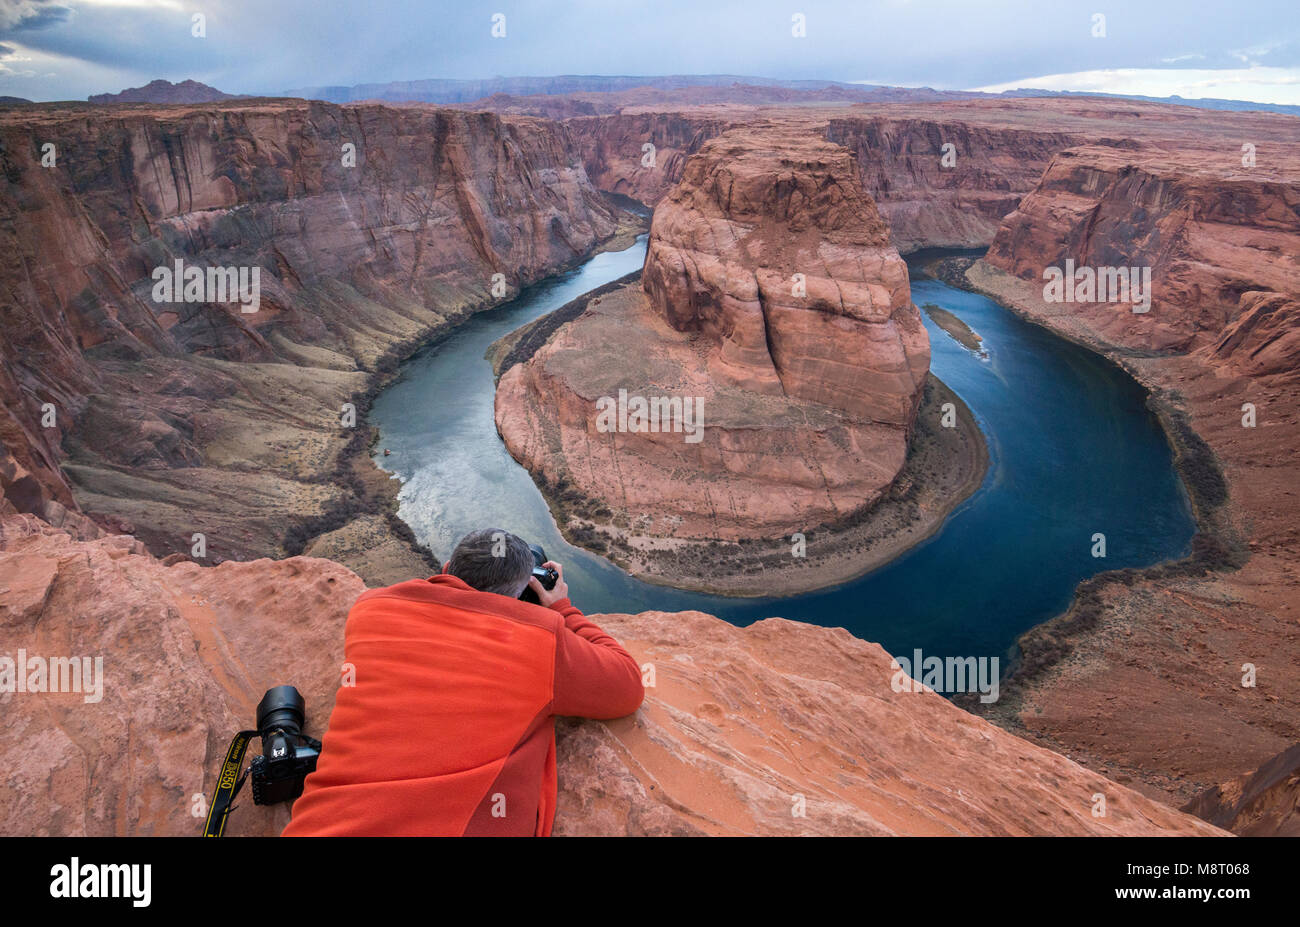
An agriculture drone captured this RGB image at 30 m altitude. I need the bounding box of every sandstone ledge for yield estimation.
[0,514,1219,836]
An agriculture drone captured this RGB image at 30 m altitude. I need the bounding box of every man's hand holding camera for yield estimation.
[528,560,568,607]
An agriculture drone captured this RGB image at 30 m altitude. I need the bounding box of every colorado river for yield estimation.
[371,237,1195,665]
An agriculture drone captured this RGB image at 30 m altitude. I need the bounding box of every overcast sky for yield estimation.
[1,0,1297,104]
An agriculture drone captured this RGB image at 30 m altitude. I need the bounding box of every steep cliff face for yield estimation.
[826,116,1085,252]
[965,237,1300,805]
[641,126,926,421]
[854,100,1300,806]
[566,111,732,205]
[0,513,1223,837]
[985,145,1300,353]
[1211,291,1300,377]
[496,125,930,545]
[823,99,1300,259]
[0,101,621,559]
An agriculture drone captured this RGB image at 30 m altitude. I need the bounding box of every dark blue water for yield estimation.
[371,237,1194,664]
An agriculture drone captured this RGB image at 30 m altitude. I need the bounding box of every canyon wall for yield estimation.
[826,115,1084,252]
[985,144,1300,353]
[1183,743,1300,837]
[496,124,930,545]
[959,124,1300,802]
[566,111,732,205]
[0,512,1222,836]
[0,100,622,564]
[771,99,1299,807]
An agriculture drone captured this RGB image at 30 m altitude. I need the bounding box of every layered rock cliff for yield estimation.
[985,145,1300,353]
[0,513,1222,836]
[826,115,1083,252]
[0,100,623,567]
[640,126,927,420]
[1183,743,1300,837]
[496,125,932,553]
[964,123,1300,805]
[823,102,1300,805]
[566,111,732,205]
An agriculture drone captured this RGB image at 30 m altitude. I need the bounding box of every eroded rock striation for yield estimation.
[1183,742,1300,837]
[965,152,1300,802]
[0,100,623,566]
[826,115,1083,252]
[985,145,1300,353]
[0,514,1222,837]
[566,111,732,205]
[641,127,927,420]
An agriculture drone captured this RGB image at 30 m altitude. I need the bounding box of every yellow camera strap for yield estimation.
[202,730,258,837]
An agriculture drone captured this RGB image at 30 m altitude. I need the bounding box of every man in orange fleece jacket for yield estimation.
[282,529,644,837]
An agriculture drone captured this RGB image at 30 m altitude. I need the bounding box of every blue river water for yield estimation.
[371,237,1194,665]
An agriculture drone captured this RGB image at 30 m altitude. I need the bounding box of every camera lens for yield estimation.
[256,685,305,737]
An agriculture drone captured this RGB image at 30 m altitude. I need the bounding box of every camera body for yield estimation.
[519,543,558,604]
[248,685,320,805]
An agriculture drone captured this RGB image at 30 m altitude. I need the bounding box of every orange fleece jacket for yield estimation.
[281,574,644,836]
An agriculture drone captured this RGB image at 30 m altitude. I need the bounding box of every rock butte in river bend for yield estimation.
[496,124,930,541]
[1,90,1298,833]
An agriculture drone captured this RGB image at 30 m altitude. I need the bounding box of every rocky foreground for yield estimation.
[0,514,1219,836]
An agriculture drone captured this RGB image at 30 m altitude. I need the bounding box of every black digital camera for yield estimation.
[202,684,322,836]
[248,685,321,805]
[519,543,559,604]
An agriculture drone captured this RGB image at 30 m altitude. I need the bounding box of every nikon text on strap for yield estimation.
[202,730,258,837]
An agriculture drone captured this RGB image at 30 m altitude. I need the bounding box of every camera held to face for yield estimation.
[519,543,558,604]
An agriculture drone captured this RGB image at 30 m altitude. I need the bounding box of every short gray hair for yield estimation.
[445,529,532,598]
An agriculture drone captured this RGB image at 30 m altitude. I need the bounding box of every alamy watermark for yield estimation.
[890,649,999,704]
[152,258,261,313]
[1043,258,1151,314]
[0,650,104,703]
[594,389,704,444]
[50,858,149,907]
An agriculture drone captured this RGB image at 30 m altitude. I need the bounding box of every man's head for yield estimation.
[445,529,533,598]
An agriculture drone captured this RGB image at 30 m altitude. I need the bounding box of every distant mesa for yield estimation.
[88,79,235,105]
[283,73,980,106]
